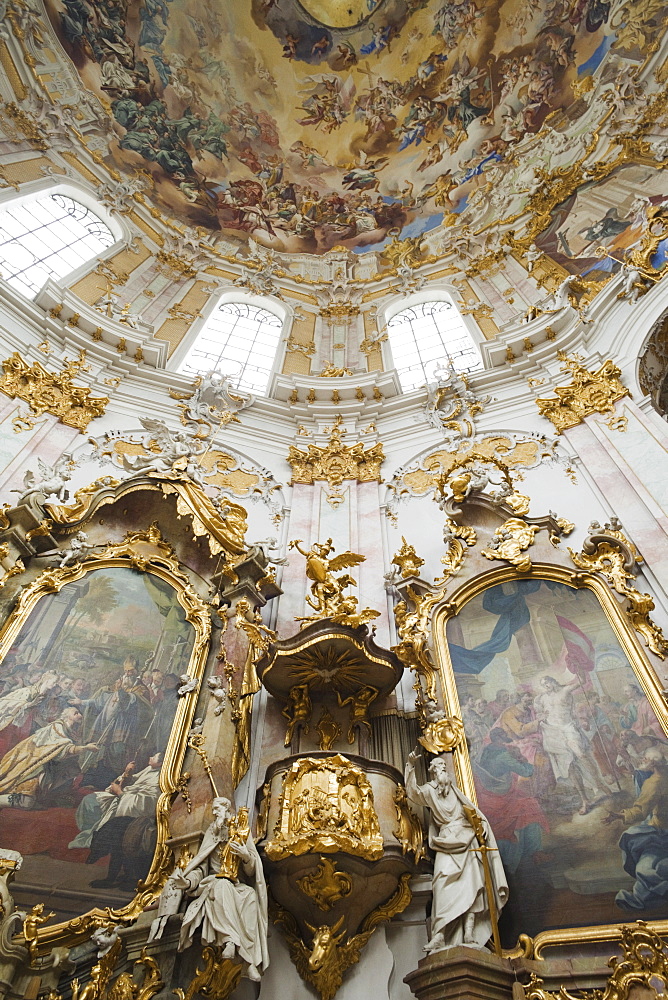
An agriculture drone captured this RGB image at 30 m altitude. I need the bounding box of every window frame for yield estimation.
[169,290,288,397]
[0,181,124,299]
[382,289,484,392]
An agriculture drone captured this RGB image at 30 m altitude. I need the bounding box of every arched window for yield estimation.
[0,193,115,299]
[386,299,482,391]
[178,300,283,395]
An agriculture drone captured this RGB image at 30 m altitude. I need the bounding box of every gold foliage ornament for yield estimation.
[265,754,383,862]
[287,414,384,507]
[391,537,424,579]
[392,786,426,862]
[436,518,477,584]
[570,538,668,658]
[272,873,412,1000]
[482,518,538,573]
[393,585,446,704]
[536,355,630,434]
[0,350,108,433]
[523,922,668,1000]
[174,945,242,1000]
[297,856,353,911]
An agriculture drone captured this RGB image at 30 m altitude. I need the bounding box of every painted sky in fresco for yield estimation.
[44,0,666,254]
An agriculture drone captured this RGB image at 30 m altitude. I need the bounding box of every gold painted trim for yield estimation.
[431,562,668,959]
[0,526,211,951]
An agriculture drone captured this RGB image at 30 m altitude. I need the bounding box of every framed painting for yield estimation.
[0,527,210,947]
[433,568,668,955]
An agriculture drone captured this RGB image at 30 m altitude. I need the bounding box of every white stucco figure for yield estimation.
[405,751,508,953]
[148,797,268,981]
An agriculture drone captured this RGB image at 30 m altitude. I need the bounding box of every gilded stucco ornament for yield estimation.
[265,754,384,862]
[482,518,538,572]
[392,585,446,704]
[297,857,353,911]
[523,923,668,1000]
[174,945,241,1000]
[0,351,108,433]
[436,518,477,584]
[535,354,630,434]
[391,537,424,579]
[230,599,274,786]
[385,434,560,522]
[287,415,384,507]
[569,523,668,658]
[380,233,426,270]
[272,874,412,1000]
[392,786,426,863]
[289,537,380,628]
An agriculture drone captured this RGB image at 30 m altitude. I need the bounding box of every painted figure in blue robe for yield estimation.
[606,747,668,911]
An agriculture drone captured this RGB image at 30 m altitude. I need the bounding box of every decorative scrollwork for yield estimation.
[536,355,630,435]
[482,518,538,573]
[0,351,108,433]
[569,536,668,659]
[524,923,668,1000]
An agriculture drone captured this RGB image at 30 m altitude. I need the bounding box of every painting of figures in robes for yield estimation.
[446,578,668,947]
[533,164,668,280]
[0,566,194,923]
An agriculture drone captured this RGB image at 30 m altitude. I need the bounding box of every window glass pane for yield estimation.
[387,299,482,391]
[178,301,283,396]
[0,194,114,299]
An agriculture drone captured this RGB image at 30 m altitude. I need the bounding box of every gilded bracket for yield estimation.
[272,873,412,1000]
[535,355,630,435]
[523,922,668,1000]
[0,350,108,433]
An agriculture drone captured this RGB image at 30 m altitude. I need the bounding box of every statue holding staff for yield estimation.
[405,750,508,954]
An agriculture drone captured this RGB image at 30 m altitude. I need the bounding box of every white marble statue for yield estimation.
[148,797,268,981]
[405,751,508,953]
[121,418,204,477]
[12,455,74,503]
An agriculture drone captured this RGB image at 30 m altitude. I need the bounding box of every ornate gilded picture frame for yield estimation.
[0,526,210,950]
[432,564,668,958]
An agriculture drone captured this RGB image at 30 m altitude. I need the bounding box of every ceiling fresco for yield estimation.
[44,0,667,256]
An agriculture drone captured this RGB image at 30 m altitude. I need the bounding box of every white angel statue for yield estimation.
[122,418,204,478]
[12,455,74,503]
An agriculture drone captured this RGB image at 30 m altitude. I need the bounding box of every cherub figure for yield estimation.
[337,685,379,744]
[283,683,312,747]
[122,418,204,477]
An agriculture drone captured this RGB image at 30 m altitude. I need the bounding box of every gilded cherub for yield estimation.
[23,902,55,961]
[283,683,312,747]
[337,685,379,744]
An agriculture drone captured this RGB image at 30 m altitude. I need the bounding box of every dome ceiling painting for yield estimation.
[44,0,667,257]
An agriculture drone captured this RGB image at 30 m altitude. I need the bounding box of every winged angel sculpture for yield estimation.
[119,417,208,483]
[289,538,380,628]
